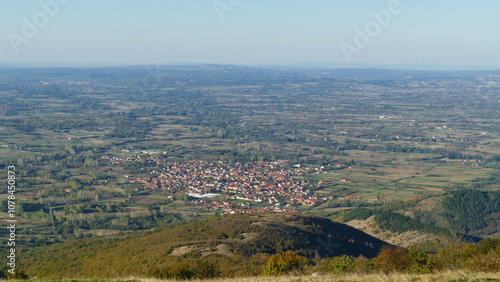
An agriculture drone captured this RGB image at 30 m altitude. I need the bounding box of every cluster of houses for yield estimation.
[194,197,300,215]
[103,156,328,213]
[221,103,261,108]
[221,207,301,215]
[141,160,322,204]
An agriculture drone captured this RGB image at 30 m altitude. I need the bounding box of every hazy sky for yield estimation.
[1,0,499,68]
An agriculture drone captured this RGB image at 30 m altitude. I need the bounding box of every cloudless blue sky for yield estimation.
[1,0,499,68]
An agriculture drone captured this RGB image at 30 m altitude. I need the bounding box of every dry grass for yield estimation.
[134,271,500,282]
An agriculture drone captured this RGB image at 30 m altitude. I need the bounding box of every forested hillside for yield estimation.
[19,213,389,278]
[443,189,500,235]
[15,212,500,280]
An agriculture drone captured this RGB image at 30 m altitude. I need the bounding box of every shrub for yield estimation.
[150,259,220,280]
[464,250,500,272]
[477,238,500,254]
[152,261,193,280]
[353,255,374,274]
[261,251,308,276]
[191,259,221,279]
[372,246,413,273]
[8,271,29,280]
[408,247,434,273]
[329,255,355,274]
[433,243,477,270]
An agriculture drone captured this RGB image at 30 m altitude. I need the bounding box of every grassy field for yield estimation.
[16,271,500,282]
[309,150,498,203]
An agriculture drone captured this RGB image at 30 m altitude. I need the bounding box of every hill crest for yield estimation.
[20,212,390,278]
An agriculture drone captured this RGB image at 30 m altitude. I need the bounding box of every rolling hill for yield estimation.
[341,189,500,247]
[19,212,390,278]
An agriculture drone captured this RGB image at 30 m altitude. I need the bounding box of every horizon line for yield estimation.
[0,61,499,72]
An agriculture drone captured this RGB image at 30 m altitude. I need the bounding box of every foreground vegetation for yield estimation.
[147,271,500,282]
[7,271,500,281]
[144,240,500,280]
[6,213,500,280]
[15,213,388,278]
[7,241,500,280]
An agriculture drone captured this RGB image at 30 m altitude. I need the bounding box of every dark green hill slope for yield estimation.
[390,190,500,237]
[19,212,389,278]
[341,189,500,246]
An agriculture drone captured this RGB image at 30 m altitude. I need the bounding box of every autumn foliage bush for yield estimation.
[328,255,356,274]
[149,259,221,280]
[433,239,500,272]
[260,239,499,278]
[372,246,414,273]
[261,251,309,276]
